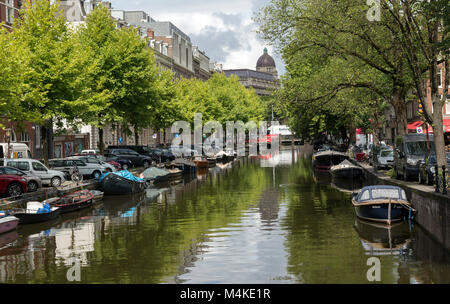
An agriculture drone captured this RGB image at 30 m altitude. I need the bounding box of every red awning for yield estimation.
[411,119,450,134]
[356,128,364,135]
[407,121,423,130]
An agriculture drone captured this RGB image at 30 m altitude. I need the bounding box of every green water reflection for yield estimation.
[0,149,448,283]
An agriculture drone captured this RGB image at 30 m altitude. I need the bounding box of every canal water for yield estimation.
[0,149,448,283]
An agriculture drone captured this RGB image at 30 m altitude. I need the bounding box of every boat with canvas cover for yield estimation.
[141,167,171,184]
[330,160,363,179]
[99,170,147,195]
[312,150,349,172]
[351,185,415,225]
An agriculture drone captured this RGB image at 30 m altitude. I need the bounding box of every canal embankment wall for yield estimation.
[0,180,99,210]
[352,160,449,251]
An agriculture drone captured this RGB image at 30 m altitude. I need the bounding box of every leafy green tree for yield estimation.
[255,0,416,145]
[384,0,449,168]
[75,6,164,151]
[7,0,82,164]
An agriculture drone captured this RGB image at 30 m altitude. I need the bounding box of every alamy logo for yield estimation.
[66,258,81,282]
[366,0,381,22]
[366,257,381,281]
[171,113,280,161]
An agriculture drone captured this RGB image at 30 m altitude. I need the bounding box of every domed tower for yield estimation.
[256,48,278,78]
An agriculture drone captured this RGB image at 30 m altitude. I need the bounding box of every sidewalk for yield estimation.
[356,161,445,196]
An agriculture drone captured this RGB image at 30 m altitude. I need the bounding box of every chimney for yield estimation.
[147,29,154,39]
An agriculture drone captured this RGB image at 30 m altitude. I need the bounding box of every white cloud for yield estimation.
[110,0,285,75]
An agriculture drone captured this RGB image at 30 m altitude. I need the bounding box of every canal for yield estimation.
[0,148,448,283]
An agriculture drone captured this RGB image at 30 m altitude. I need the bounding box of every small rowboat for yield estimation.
[193,157,209,169]
[0,215,20,234]
[51,190,94,214]
[89,190,104,203]
[352,185,415,225]
[11,200,61,225]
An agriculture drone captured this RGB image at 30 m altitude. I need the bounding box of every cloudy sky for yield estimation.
[110,0,286,75]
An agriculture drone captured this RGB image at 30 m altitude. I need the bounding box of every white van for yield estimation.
[0,143,33,159]
[1,158,66,187]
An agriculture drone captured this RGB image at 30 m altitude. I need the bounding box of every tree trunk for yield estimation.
[41,124,48,166]
[392,90,408,136]
[98,127,105,154]
[432,94,446,169]
[41,119,52,166]
[134,125,139,145]
[348,121,356,145]
[163,128,166,147]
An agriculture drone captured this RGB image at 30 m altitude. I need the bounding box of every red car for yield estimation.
[0,170,28,197]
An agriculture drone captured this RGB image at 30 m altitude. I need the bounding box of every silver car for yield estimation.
[68,156,115,172]
[48,158,108,180]
[376,149,394,169]
[1,158,66,187]
[0,166,43,192]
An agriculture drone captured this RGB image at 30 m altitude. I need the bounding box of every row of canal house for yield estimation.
[382,63,450,146]
[0,0,222,158]
[60,1,221,152]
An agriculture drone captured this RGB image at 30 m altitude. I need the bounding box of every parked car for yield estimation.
[369,146,394,169]
[90,153,133,170]
[81,149,99,155]
[418,153,450,185]
[68,156,115,172]
[147,148,175,163]
[0,168,28,197]
[394,134,434,181]
[0,166,42,192]
[48,158,108,180]
[0,158,66,187]
[104,148,152,167]
[107,145,157,160]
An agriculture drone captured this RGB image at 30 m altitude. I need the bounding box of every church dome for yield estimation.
[256,48,276,68]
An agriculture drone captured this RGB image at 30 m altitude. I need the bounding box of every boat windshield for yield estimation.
[359,188,405,201]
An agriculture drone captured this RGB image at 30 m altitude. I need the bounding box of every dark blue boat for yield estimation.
[99,170,147,195]
[351,185,415,225]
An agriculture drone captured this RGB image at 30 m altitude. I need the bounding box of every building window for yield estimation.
[35,125,41,148]
[438,68,442,88]
[20,132,30,143]
[186,48,188,68]
[5,0,15,24]
[445,98,450,115]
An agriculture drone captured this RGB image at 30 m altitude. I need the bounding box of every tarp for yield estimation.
[142,167,170,180]
[99,170,144,183]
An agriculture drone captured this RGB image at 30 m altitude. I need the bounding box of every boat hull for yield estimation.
[0,216,19,234]
[100,173,147,195]
[353,203,408,224]
[13,208,61,225]
[313,154,349,172]
[55,198,94,214]
[331,167,363,179]
[194,160,209,169]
